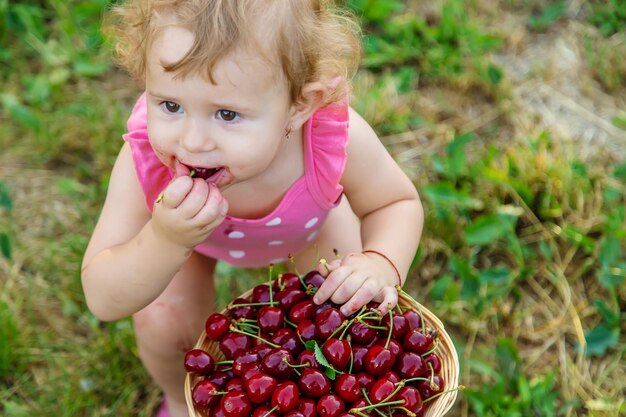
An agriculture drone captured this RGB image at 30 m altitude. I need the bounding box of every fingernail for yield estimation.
[313,296,320,304]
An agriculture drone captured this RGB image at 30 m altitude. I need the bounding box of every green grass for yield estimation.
[1,0,625,416]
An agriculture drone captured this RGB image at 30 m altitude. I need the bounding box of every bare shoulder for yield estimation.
[82,143,151,265]
[342,106,418,216]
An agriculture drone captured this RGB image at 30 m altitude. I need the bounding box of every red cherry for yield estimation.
[396,352,426,379]
[402,310,423,330]
[348,320,377,344]
[375,338,403,362]
[276,288,307,312]
[241,364,262,385]
[315,308,345,340]
[289,300,316,324]
[271,328,303,357]
[333,373,361,402]
[205,313,230,341]
[417,375,444,399]
[219,332,251,359]
[316,394,345,417]
[303,270,325,288]
[322,338,351,369]
[184,349,216,374]
[220,391,252,417]
[207,370,230,388]
[355,372,375,390]
[298,398,317,417]
[423,353,442,374]
[232,350,259,376]
[314,301,337,316]
[230,298,256,320]
[363,345,393,375]
[275,272,302,290]
[257,306,285,333]
[285,411,307,417]
[225,378,244,392]
[297,349,319,367]
[271,381,300,413]
[209,403,227,417]
[252,406,279,417]
[381,370,400,384]
[245,373,278,404]
[192,379,220,409]
[252,284,271,303]
[298,368,331,397]
[396,386,423,413]
[382,314,410,340]
[296,320,317,342]
[403,329,434,354]
[260,347,295,379]
[369,378,396,404]
[252,343,273,359]
[351,345,368,372]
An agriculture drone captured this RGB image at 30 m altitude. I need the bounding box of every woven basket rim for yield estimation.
[185,288,460,417]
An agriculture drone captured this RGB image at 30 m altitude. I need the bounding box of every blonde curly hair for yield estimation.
[104,0,362,105]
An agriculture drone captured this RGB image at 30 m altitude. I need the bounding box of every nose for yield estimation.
[180,118,214,153]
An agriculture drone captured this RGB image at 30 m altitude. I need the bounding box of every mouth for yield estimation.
[181,163,224,181]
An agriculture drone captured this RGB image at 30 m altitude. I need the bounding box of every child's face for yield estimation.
[145,25,293,188]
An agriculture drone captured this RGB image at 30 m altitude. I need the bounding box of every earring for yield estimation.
[284,126,292,140]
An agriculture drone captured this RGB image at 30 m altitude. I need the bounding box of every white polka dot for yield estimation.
[268,240,284,246]
[304,217,319,229]
[270,258,286,264]
[265,217,282,226]
[229,250,245,259]
[228,231,245,239]
[306,231,319,242]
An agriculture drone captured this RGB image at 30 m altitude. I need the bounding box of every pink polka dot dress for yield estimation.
[123,93,349,267]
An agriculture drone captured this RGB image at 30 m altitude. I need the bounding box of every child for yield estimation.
[82,1,424,416]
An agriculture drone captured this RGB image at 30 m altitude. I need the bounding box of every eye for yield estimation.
[216,109,239,122]
[161,101,183,114]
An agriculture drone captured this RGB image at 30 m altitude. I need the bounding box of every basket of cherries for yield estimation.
[184,267,460,417]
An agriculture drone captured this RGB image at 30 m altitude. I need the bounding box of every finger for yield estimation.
[375,286,399,316]
[338,279,379,316]
[194,184,228,225]
[329,270,369,305]
[316,258,341,276]
[175,162,191,178]
[160,176,193,208]
[313,265,350,305]
[177,178,210,218]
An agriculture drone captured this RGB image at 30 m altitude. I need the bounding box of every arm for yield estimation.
[313,107,424,315]
[81,143,227,321]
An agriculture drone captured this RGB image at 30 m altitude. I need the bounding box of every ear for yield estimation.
[288,82,328,130]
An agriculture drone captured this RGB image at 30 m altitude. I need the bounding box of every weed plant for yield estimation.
[1,1,624,416]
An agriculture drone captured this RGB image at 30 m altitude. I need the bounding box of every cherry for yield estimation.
[206,313,230,341]
[271,328,303,357]
[220,391,252,417]
[298,398,317,417]
[403,329,434,354]
[382,314,410,340]
[260,348,295,379]
[219,332,251,360]
[296,320,317,342]
[285,411,307,417]
[230,298,257,320]
[303,270,325,288]
[355,372,375,391]
[315,308,345,339]
[351,345,368,372]
[241,364,262,385]
[252,343,273,360]
[316,394,345,417]
[348,320,377,344]
[184,349,216,374]
[232,350,259,376]
[271,381,300,413]
[395,386,423,414]
[369,378,396,404]
[381,370,400,384]
[402,310,423,330]
[297,349,319,367]
[207,370,231,388]
[275,272,302,290]
[245,373,278,404]
[252,284,271,303]
[423,353,441,374]
[191,379,220,409]
[257,306,285,333]
[252,405,279,417]
[363,345,394,376]
[289,300,316,324]
[417,375,444,399]
[225,378,244,392]
[322,338,351,369]
[209,403,227,417]
[298,368,331,398]
[375,338,403,362]
[333,373,361,402]
[314,301,337,316]
[276,288,307,312]
[191,166,219,180]
[396,352,426,379]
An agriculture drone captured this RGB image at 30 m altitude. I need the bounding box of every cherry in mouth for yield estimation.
[190,167,219,180]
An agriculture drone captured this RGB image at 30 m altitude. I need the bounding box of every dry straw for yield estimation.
[185,287,460,417]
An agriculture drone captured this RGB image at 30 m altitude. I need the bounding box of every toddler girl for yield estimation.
[82,1,424,416]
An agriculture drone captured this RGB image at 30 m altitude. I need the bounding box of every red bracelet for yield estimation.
[362,250,402,287]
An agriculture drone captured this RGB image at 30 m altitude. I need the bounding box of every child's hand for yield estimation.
[151,164,228,249]
[312,252,399,317]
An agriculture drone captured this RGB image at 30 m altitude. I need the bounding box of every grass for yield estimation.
[1,0,625,416]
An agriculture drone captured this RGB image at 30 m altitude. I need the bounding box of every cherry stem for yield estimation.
[423,338,439,356]
[397,377,431,385]
[284,318,297,329]
[282,356,302,376]
[385,304,393,350]
[268,264,275,304]
[288,254,302,278]
[355,400,406,412]
[319,258,332,274]
[228,301,274,309]
[215,360,233,365]
[347,335,354,374]
[360,388,390,417]
[228,325,280,348]
[261,405,280,417]
[326,320,349,341]
[189,169,196,177]
[422,385,465,404]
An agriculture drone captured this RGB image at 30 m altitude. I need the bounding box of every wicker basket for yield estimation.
[185,288,460,417]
